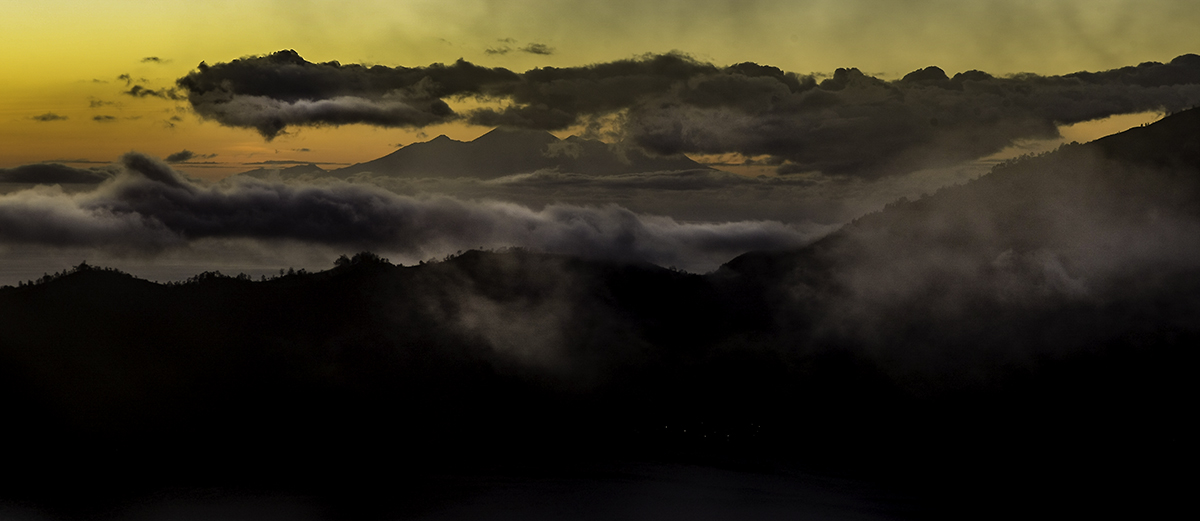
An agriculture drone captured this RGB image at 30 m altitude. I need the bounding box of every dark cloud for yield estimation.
[31,112,68,122]
[521,43,554,55]
[177,51,1200,176]
[93,115,116,122]
[485,38,520,54]
[125,85,183,100]
[88,98,115,108]
[354,164,906,225]
[0,163,115,184]
[899,66,951,83]
[165,150,195,162]
[176,50,519,139]
[141,56,169,63]
[0,153,813,271]
[176,51,715,138]
[618,59,1200,177]
[467,52,724,128]
[165,150,217,162]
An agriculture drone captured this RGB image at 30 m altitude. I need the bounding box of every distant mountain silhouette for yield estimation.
[236,162,328,180]
[328,127,711,178]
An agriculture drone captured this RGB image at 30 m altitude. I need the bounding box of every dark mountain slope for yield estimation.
[726,106,1200,297]
[3,109,1200,518]
[712,108,1200,515]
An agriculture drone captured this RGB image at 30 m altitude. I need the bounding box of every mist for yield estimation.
[0,153,826,285]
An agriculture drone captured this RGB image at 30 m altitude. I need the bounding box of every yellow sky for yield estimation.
[2,0,1198,178]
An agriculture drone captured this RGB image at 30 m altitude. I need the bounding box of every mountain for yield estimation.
[4,109,1199,518]
[330,127,711,178]
[234,162,329,181]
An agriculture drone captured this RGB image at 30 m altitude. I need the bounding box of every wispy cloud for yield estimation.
[164,150,217,163]
[520,43,554,55]
[31,112,68,122]
[0,153,816,271]
[125,85,183,100]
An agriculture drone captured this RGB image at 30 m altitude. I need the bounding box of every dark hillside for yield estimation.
[715,107,1200,515]
[3,109,1200,518]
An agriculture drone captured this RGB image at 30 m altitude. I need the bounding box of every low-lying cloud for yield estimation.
[520,43,554,55]
[337,160,984,227]
[0,153,815,271]
[762,138,1200,383]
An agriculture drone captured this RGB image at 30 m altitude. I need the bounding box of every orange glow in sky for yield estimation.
[3,0,1198,177]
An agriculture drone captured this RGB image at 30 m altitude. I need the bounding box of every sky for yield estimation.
[2,0,1199,281]
[3,0,1198,175]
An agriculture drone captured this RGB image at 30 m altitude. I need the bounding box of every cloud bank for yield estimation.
[178,51,1200,176]
[0,154,814,271]
[177,50,518,139]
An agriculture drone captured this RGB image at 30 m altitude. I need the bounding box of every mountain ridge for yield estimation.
[5,108,1199,518]
[722,106,1200,279]
[328,127,712,178]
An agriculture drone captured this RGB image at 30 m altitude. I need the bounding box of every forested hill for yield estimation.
[2,250,1194,518]
[4,107,1200,519]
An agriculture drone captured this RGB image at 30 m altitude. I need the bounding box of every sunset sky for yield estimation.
[4,0,1198,176]
[2,0,1199,282]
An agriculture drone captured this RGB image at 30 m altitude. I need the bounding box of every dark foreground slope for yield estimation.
[0,254,805,519]
[718,107,1200,514]
[3,109,1200,519]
